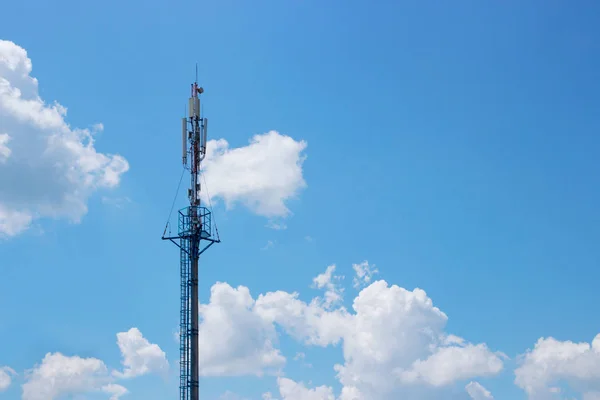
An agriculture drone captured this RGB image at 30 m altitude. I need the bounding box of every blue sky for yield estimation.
[1,1,600,399]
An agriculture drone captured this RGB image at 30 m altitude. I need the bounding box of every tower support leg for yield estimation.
[191,243,200,400]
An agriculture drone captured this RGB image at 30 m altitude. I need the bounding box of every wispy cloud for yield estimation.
[266,220,287,230]
[101,196,132,209]
[261,240,275,251]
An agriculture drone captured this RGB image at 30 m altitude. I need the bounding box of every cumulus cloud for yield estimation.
[0,366,16,391]
[0,40,129,237]
[206,264,505,399]
[202,131,307,218]
[15,259,600,400]
[198,282,286,376]
[277,377,335,400]
[255,288,349,348]
[219,390,250,400]
[21,327,164,399]
[515,334,600,399]
[22,353,111,400]
[102,383,129,400]
[114,327,169,378]
[398,343,504,387]
[465,381,494,399]
[331,281,504,399]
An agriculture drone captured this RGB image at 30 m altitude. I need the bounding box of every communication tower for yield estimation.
[162,77,220,400]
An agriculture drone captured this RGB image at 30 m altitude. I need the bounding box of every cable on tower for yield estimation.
[163,167,186,237]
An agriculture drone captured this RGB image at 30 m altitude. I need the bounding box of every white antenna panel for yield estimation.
[188,98,194,118]
[188,98,200,118]
[182,117,187,164]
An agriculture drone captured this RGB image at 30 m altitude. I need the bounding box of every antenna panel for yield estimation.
[182,118,188,164]
[188,98,200,118]
[188,98,194,118]
[190,98,200,118]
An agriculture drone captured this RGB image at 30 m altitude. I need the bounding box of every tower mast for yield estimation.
[162,77,220,400]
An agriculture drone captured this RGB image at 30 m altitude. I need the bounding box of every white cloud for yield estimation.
[331,281,504,399]
[202,131,307,218]
[114,327,169,379]
[256,265,504,399]
[21,327,164,399]
[515,334,600,399]
[0,40,129,237]
[465,381,494,399]
[255,289,349,347]
[277,377,335,400]
[198,282,286,376]
[102,383,129,400]
[14,258,600,400]
[338,385,362,400]
[22,353,111,400]
[0,133,11,162]
[312,264,344,309]
[0,366,16,391]
[351,260,378,289]
[219,390,250,400]
[0,201,33,236]
[398,343,504,386]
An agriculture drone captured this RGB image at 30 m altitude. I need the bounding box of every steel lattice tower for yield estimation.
[162,79,220,400]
